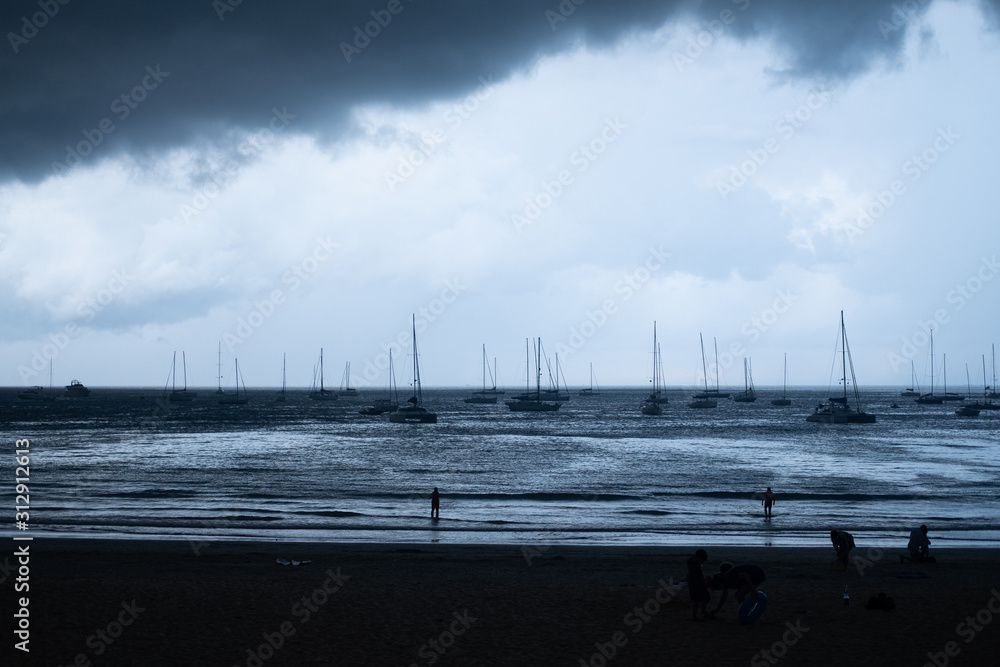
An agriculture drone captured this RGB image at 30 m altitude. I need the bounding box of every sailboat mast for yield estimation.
[218,342,222,392]
[320,348,325,391]
[172,352,177,392]
[984,355,989,399]
[699,333,709,392]
[183,351,189,391]
[652,322,658,394]
[411,315,421,404]
[714,337,720,392]
[536,338,542,398]
[943,353,948,395]
[930,331,935,395]
[482,344,487,393]
[783,353,787,399]
[840,311,848,402]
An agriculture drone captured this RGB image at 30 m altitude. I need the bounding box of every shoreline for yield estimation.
[18,538,1000,665]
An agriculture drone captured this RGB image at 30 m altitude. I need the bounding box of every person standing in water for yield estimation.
[430,487,440,519]
[762,487,775,518]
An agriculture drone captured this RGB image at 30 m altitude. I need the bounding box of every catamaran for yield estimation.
[805,311,875,424]
[390,315,437,423]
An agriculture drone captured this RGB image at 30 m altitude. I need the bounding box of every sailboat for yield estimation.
[732,357,757,402]
[216,342,225,395]
[168,351,197,402]
[339,362,359,396]
[309,348,337,401]
[939,354,964,402]
[218,359,249,405]
[276,353,287,402]
[360,350,400,415]
[465,345,499,404]
[916,331,943,404]
[506,338,561,411]
[579,363,601,397]
[954,364,980,416]
[642,322,663,415]
[542,352,572,401]
[805,311,876,423]
[771,353,791,406]
[900,360,920,397]
[688,333,717,409]
[693,337,730,399]
[967,355,999,411]
[390,315,437,423]
[989,344,1000,399]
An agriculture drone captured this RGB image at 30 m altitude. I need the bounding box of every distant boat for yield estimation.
[954,364,978,416]
[464,345,499,404]
[506,338,560,412]
[390,315,437,423]
[215,342,225,395]
[989,344,1000,399]
[360,350,400,415]
[900,360,920,397]
[542,351,572,402]
[641,322,663,415]
[693,337,730,399]
[17,386,54,402]
[771,353,791,406]
[64,379,90,398]
[805,311,876,424]
[168,352,197,402]
[967,354,1000,411]
[938,354,964,402]
[309,348,337,401]
[218,359,249,405]
[916,330,944,404]
[688,333,717,409]
[732,357,757,403]
[579,362,601,397]
[276,353,287,402]
[339,362,359,396]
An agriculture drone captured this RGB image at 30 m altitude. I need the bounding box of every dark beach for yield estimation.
[15,539,1000,666]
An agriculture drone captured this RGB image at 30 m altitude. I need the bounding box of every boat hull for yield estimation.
[805,411,876,424]
[309,391,337,401]
[688,399,717,409]
[389,407,437,423]
[641,402,662,415]
[505,400,560,412]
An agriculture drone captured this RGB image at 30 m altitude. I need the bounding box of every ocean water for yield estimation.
[2,387,998,548]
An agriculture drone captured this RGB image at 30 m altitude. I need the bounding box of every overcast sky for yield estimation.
[2,0,999,391]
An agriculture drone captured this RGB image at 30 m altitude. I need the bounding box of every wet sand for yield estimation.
[14,539,1000,666]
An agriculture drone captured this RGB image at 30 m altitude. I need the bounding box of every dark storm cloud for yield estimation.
[0,0,970,183]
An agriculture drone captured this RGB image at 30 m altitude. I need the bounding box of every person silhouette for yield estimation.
[762,487,775,518]
[430,487,440,519]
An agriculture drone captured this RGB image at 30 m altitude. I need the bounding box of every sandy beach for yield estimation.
[8,538,997,666]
